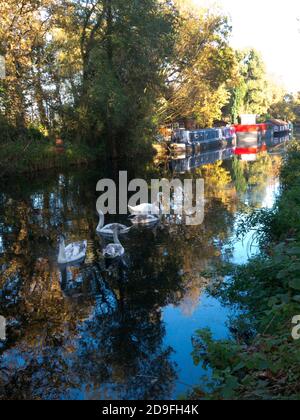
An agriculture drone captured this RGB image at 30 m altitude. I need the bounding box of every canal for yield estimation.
[0,144,286,399]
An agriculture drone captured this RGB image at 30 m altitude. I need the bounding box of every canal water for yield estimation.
[0,145,285,400]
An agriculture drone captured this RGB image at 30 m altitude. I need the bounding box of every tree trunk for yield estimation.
[35,76,49,130]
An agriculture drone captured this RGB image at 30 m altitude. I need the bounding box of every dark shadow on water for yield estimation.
[0,144,286,399]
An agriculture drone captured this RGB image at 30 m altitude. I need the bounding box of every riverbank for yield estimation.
[0,138,104,177]
[191,140,300,400]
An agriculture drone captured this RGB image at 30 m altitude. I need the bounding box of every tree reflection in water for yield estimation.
[0,153,282,399]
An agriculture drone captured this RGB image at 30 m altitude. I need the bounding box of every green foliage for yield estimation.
[190,142,300,400]
[0,0,293,170]
[232,156,247,192]
[0,0,177,161]
[229,83,247,124]
[162,3,235,127]
[239,49,269,115]
[77,0,176,157]
[269,94,300,123]
[0,114,19,144]
[231,153,277,195]
[224,49,285,121]
[0,138,102,176]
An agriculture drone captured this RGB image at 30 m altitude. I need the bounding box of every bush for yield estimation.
[190,141,300,400]
[0,137,103,176]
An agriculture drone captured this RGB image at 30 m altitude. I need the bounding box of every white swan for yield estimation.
[129,214,159,226]
[128,193,164,215]
[96,209,131,237]
[103,227,125,259]
[58,235,87,265]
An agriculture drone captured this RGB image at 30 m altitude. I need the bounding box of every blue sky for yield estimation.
[193,0,300,92]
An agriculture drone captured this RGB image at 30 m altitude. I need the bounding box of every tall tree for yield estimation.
[160,1,235,127]
[0,0,54,131]
[268,93,300,122]
[72,0,176,158]
[225,49,276,121]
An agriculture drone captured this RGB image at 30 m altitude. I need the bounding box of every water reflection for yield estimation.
[0,141,287,399]
[170,148,235,173]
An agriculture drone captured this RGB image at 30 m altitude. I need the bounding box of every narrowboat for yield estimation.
[234,120,291,160]
[222,126,236,148]
[170,119,291,158]
[266,119,290,137]
[268,133,290,148]
[170,129,194,155]
[190,128,222,153]
[171,126,236,155]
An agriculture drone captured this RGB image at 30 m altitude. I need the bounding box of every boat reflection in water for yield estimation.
[170,128,291,171]
[170,147,235,173]
[170,119,291,165]
[234,132,291,161]
[0,128,292,400]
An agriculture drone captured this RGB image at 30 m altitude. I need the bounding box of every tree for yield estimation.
[0,0,177,158]
[0,0,55,131]
[224,49,280,121]
[160,1,236,127]
[71,0,176,158]
[268,93,300,122]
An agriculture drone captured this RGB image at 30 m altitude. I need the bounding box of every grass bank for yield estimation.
[0,138,103,177]
[190,141,300,400]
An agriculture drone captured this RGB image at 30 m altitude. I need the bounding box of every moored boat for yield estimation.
[171,126,236,155]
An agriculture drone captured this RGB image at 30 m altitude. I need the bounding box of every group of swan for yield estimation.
[58,194,164,265]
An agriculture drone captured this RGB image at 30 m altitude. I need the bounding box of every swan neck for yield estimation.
[97,211,105,230]
[113,229,121,245]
